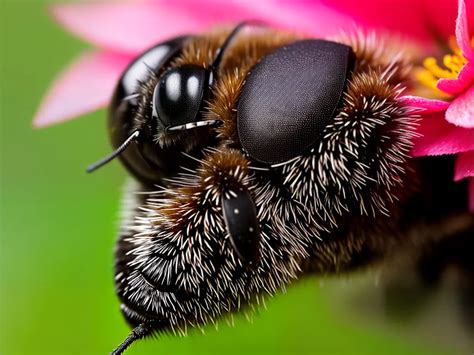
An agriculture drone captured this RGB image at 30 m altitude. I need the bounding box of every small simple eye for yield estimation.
[153,65,207,131]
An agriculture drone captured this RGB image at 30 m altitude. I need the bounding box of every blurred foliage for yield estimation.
[0,1,457,354]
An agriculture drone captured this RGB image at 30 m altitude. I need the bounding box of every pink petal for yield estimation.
[321,0,457,46]
[455,0,474,61]
[241,0,361,37]
[445,85,474,128]
[50,2,198,55]
[412,114,474,156]
[469,178,474,212]
[454,150,474,180]
[424,0,471,43]
[165,0,355,37]
[437,61,474,95]
[50,1,356,55]
[399,95,450,113]
[34,51,132,127]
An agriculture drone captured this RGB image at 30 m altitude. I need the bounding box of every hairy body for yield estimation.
[106,27,473,352]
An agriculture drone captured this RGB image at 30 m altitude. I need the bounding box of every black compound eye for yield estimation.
[237,39,355,165]
[153,65,207,131]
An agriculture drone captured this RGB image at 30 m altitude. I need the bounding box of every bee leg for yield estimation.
[110,322,154,355]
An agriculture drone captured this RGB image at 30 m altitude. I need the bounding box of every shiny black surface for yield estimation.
[238,39,355,164]
[118,38,188,105]
[222,188,260,269]
[108,37,188,185]
[153,65,207,129]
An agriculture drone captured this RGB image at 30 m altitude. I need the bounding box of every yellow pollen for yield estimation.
[424,57,457,79]
[416,36,472,97]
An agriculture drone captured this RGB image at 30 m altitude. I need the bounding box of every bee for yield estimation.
[86,23,474,354]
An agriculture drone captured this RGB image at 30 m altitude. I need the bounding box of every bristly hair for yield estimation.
[113,25,426,350]
[115,148,306,332]
[331,29,414,86]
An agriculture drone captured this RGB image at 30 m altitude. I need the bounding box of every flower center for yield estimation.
[416,37,473,97]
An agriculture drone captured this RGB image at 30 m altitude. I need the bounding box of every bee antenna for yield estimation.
[211,20,266,73]
[111,322,154,355]
[86,130,140,173]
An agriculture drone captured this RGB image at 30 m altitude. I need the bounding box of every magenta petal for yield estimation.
[454,151,474,180]
[158,0,352,37]
[446,85,474,128]
[322,0,474,49]
[398,95,450,113]
[437,62,474,95]
[34,51,132,127]
[321,0,456,46]
[242,0,359,36]
[412,114,474,156]
[455,0,474,61]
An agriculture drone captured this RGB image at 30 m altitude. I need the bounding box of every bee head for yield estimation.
[110,28,420,355]
[87,24,256,185]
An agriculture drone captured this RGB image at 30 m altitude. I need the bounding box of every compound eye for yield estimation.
[153,65,207,131]
[238,40,355,165]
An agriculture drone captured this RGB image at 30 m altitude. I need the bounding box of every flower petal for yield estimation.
[412,114,474,156]
[437,61,474,95]
[164,0,355,37]
[445,85,474,128]
[321,0,457,46]
[455,0,474,61]
[50,1,356,55]
[34,51,132,127]
[454,150,474,180]
[399,95,450,113]
[50,2,199,54]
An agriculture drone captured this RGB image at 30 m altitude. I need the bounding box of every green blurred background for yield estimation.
[0,1,462,354]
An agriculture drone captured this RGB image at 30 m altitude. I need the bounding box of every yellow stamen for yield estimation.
[443,55,465,73]
[416,36,473,98]
[423,57,457,79]
[415,67,440,91]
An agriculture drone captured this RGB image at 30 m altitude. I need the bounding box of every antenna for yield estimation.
[211,21,266,73]
[86,130,140,173]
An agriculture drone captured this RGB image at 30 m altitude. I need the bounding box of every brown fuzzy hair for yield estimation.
[113,25,426,344]
[171,27,301,144]
[171,27,414,149]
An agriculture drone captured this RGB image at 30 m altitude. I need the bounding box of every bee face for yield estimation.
[99,24,437,354]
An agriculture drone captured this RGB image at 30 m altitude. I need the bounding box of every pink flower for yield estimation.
[401,0,474,211]
[34,0,473,210]
[323,0,473,48]
[33,0,357,127]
